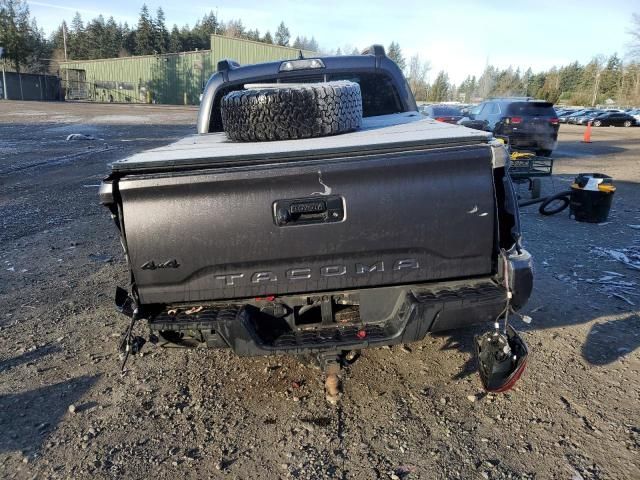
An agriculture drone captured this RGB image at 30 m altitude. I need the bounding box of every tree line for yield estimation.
[50,7,319,61]
[0,0,317,70]
[390,44,639,107]
[2,0,640,106]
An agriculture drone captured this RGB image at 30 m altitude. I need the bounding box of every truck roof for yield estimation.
[111,112,492,173]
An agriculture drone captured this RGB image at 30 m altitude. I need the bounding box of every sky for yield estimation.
[27,0,637,84]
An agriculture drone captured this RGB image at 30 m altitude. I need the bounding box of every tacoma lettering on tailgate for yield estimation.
[213,259,420,287]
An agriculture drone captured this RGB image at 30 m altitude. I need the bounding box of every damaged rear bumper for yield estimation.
[136,249,532,356]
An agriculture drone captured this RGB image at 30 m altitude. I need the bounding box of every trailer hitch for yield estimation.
[314,350,361,405]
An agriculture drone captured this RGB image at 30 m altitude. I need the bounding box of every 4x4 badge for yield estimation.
[141,259,180,270]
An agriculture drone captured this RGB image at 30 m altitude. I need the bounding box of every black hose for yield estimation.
[518,190,572,216]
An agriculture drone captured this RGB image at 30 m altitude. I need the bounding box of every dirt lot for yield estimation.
[0,102,638,480]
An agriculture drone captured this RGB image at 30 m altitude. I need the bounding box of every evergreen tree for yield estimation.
[68,11,87,59]
[122,21,136,55]
[168,24,182,52]
[274,21,290,46]
[262,30,273,44]
[85,15,106,59]
[558,61,583,97]
[538,67,561,102]
[154,7,168,53]
[429,70,450,102]
[193,11,219,49]
[477,64,497,99]
[387,41,405,71]
[292,36,303,49]
[308,36,318,52]
[0,0,33,71]
[103,17,122,58]
[246,28,260,41]
[24,17,49,71]
[599,53,623,100]
[458,75,477,102]
[494,67,523,96]
[179,24,196,51]
[290,35,318,51]
[134,4,155,55]
[49,21,67,60]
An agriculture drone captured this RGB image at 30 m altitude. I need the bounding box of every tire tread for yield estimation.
[220,81,363,142]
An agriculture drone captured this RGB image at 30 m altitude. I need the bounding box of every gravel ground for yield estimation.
[0,102,638,480]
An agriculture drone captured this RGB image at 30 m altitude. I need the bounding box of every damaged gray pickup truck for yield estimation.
[100,46,532,399]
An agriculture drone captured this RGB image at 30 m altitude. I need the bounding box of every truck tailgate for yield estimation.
[116,143,496,304]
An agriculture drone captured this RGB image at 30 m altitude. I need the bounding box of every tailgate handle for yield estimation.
[274,196,344,226]
[290,200,327,215]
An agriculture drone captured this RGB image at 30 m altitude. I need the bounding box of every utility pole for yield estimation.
[62,22,69,100]
[62,22,68,61]
[0,47,7,100]
[591,70,601,107]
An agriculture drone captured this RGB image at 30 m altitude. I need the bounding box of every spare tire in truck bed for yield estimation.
[220,81,363,142]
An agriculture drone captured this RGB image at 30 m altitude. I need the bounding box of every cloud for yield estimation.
[28,1,107,16]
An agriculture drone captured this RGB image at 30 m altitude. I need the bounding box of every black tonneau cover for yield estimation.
[111,113,492,174]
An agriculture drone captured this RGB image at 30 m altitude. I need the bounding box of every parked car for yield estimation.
[99,47,532,397]
[627,109,640,123]
[591,112,637,127]
[575,111,603,125]
[559,110,584,123]
[555,108,576,117]
[422,105,463,124]
[567,109,600,124]
[465,97,558,156]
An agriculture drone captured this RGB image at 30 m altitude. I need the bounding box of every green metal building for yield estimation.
[59,34,315,105]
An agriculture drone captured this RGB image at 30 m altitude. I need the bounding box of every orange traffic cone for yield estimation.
[582,121,592,143]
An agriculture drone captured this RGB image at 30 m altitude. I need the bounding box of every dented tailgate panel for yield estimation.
[118,144,495,304]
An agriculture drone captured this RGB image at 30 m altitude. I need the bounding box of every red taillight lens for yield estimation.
[549,118,559,125]
[510,116,522,124]
[435,117,446,122]
[485,358,527,393]
[254,295,275,301]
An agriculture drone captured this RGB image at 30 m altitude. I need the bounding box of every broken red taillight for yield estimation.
[475,325,528,393]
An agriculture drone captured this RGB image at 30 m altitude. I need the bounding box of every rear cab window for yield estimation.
[507,102,556,117]
[328,72,404,117]
[209,71,405,131]
[265,72,405,117]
